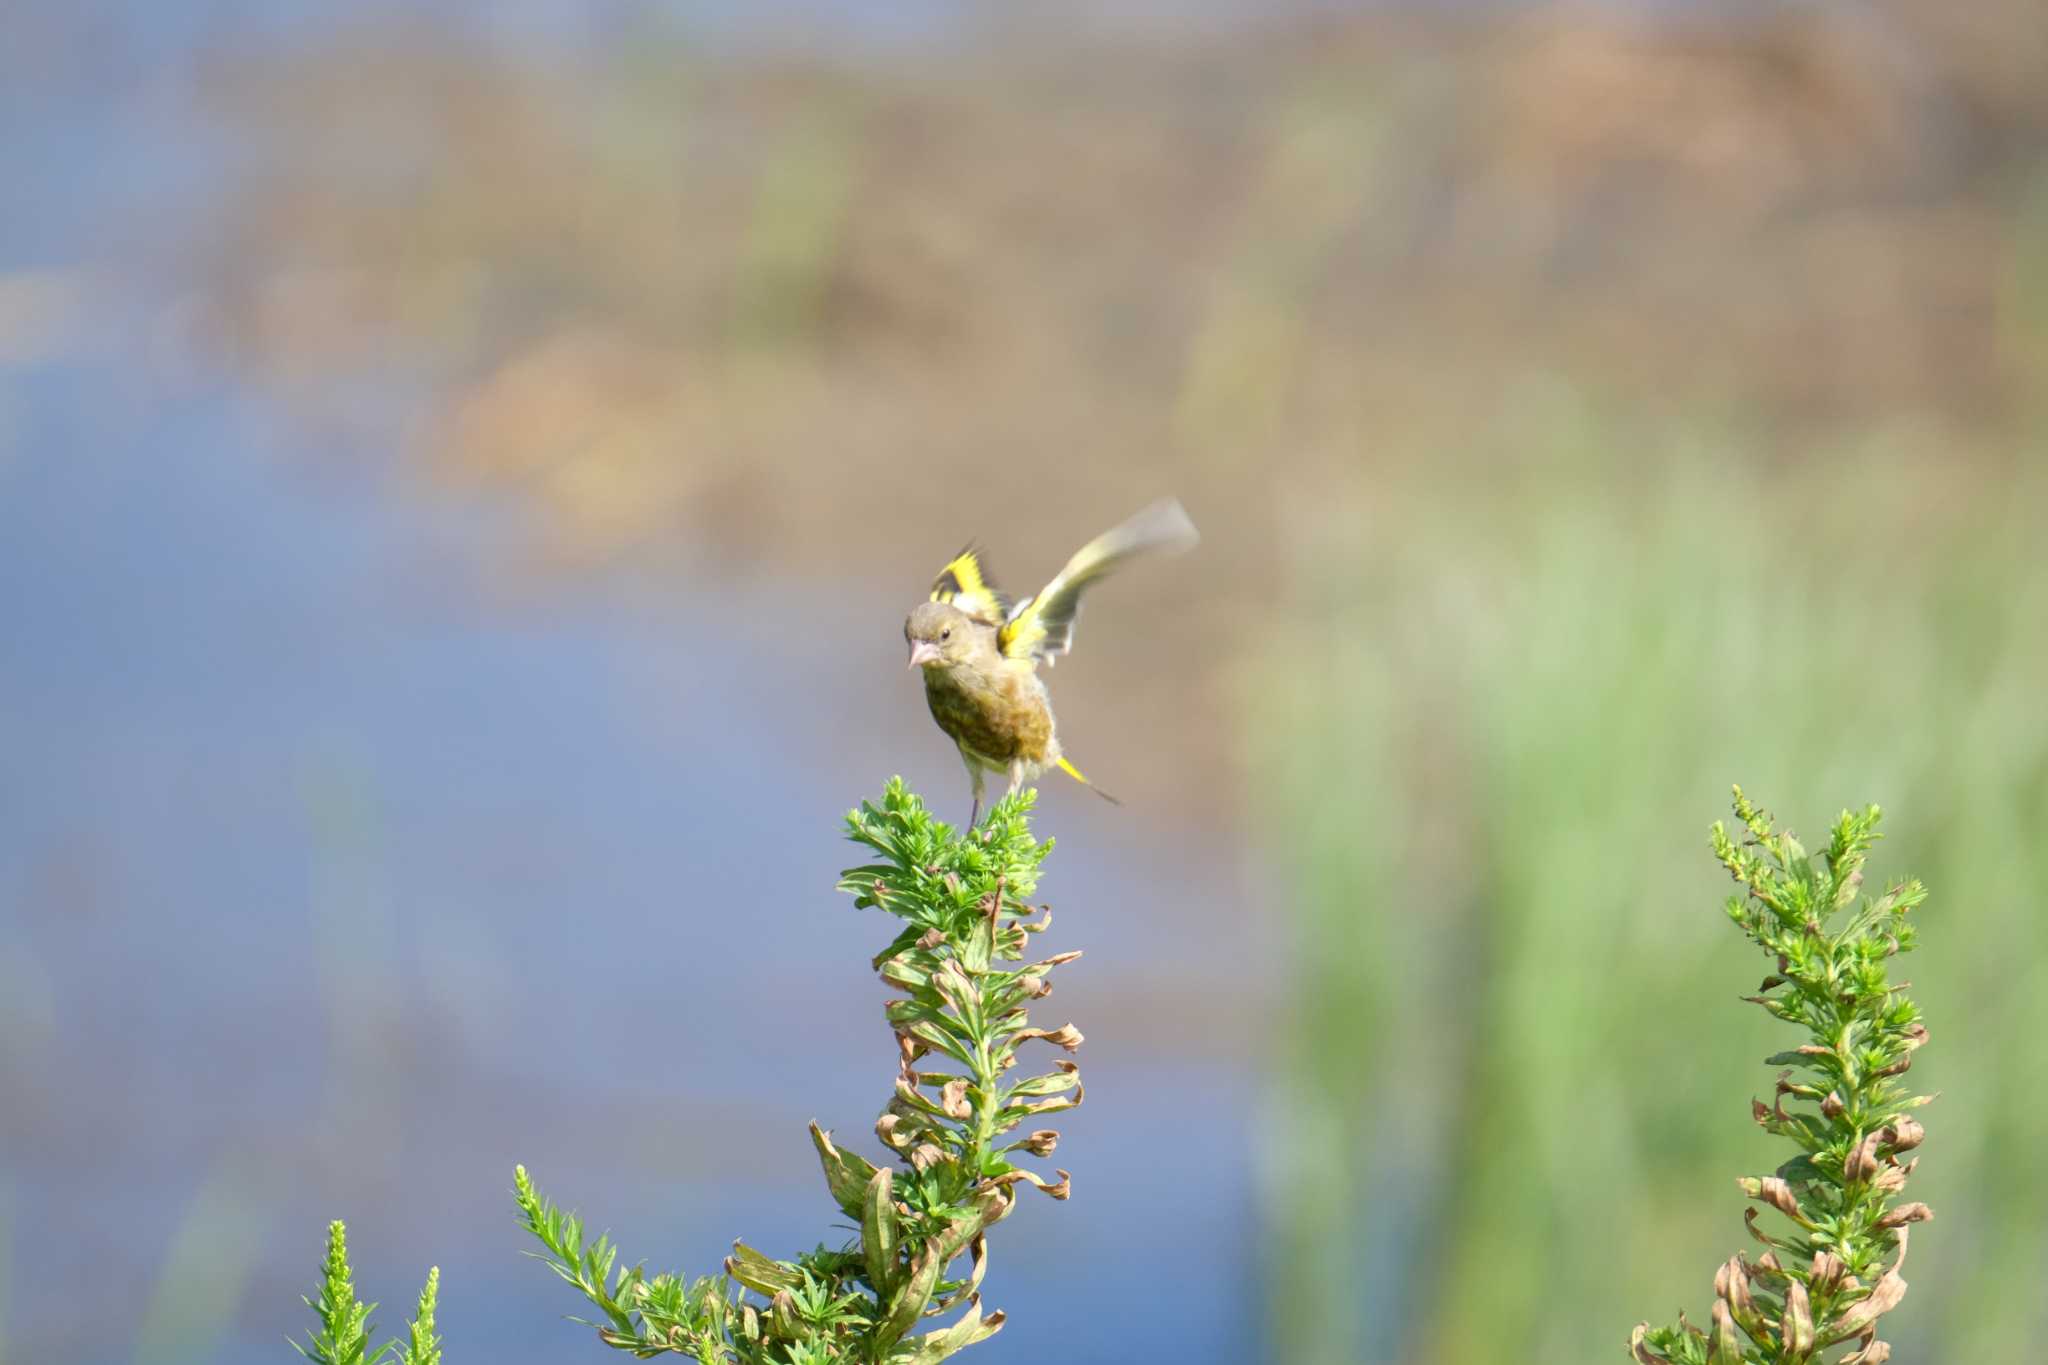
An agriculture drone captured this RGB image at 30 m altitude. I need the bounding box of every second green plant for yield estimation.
[1631,790,1934,1365]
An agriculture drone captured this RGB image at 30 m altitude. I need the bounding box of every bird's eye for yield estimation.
[941,628,952,640]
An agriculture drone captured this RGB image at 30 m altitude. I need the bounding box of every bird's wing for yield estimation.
[930,545,1011,627]
[999,498,1199,664]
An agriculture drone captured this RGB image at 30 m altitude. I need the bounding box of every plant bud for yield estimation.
[1708,1301,1741,1363]
[769,1290,801,1339]
[1715,1256,1762,1334]
[1821,1091,1845,1118]
[881,1111,912,1145]
[1880,1116,1924,1151]
[1830,1267,1908,1338]
[1876,1203,1932,1230]
[1781,1279,1816,1356]
[1014,1023,1084,1052]
[1737,1176,1802,1219]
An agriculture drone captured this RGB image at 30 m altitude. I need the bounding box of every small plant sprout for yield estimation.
[292,1221,441,1365]
[1630,788,1934,1365]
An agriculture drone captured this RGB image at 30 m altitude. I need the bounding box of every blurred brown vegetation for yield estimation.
[193,4,2045,512]
[182,1,2048,828]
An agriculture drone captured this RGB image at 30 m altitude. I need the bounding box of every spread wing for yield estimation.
[1000,498,1199,664]
[929,545,1011,627]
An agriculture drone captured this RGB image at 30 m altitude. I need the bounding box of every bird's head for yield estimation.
[905,600,977,670]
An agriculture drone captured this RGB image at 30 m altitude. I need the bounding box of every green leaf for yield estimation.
[873,1245,943,1351]
[810,1122,884,1220]
[726,1241,802,1297]
[894,1297,1006,1363]
[863,1168,899,1295]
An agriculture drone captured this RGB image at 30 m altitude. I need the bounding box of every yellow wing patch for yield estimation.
[997,591,1055,662]
[929,545,1011,626]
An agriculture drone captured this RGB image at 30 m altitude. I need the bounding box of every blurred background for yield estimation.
[3,1,2044,1362]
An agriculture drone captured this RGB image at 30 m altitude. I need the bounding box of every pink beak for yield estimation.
[907,640,942,669]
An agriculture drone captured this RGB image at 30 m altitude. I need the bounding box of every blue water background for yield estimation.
[0,8,1274,1360]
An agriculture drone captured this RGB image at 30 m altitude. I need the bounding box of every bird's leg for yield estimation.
[1006,760,1026,799]
[961,748,986,829]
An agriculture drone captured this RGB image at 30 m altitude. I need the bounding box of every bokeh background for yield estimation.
[3,2,2044,1362]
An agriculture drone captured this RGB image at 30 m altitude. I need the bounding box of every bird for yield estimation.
[904,497,1199,828]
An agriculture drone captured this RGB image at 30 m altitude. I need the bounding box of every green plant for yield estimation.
[292,780,1083,1364]
[1630,789,1933,1365]
[515,780,1081,1362]
[291,1222,440,1365]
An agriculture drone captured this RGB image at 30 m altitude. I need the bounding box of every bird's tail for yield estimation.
[1056,756,1121,805]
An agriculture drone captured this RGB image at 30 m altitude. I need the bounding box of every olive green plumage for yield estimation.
[904,498,1198,826]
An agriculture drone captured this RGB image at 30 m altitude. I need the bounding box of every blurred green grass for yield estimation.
[1255,393,2046,1361]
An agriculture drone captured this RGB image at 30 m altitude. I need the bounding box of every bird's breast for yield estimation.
[923,662,1055,763]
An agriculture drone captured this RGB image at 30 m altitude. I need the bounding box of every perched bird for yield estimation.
[905,498,1199,827]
